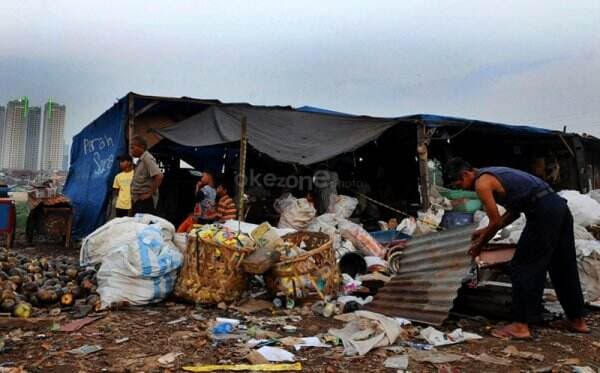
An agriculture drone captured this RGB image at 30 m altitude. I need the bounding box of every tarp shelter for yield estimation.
[65,92,596,238]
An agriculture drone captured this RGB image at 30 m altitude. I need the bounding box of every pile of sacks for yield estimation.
[81,214,183,309]
[479,190,600,305]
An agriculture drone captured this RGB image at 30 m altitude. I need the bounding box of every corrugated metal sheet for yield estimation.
[366,224,476,325]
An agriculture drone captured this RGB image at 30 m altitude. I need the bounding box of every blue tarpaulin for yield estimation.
[63,98,127,237]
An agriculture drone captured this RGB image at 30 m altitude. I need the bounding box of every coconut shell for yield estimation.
[70,286,84,299]
[77,270,94,283]
[14,303,32,319]
[0,271,8,280]
[27,264,42,274]
[86,294,100,306]
[81,278,94,291]
[65,267,78,279]
[22,282,39,293]
[61,293,74,306]
[37,289,58,304]
[43,279,59,288]
[27,294,40,307]
[43,271,57,278]
[9,275,22,287]
[1,290,15,300]
[1,298,15,313]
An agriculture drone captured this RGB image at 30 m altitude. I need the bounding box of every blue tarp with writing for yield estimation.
[63,98,127,238]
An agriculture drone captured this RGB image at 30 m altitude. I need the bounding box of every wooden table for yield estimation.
[26,194,74,249]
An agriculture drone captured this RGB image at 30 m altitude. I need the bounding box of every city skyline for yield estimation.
[0,97,67,171]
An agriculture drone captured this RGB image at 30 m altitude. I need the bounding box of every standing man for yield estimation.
[112,154,134,217]
[130,135,163,215]
[444,158,588,339]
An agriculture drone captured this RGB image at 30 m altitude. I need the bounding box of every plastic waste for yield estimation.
[212,323,234,335]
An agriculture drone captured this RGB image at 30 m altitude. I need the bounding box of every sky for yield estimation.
[1,0,600,142]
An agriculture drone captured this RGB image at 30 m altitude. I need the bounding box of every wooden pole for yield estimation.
[237,116,248,221]
[127,94,135,156]
[417,121,430,211]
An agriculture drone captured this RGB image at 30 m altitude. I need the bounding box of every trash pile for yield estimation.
[0,248,100,318]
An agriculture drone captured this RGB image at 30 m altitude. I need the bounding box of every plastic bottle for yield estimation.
[212,322,233,335]
[272,297,284,309]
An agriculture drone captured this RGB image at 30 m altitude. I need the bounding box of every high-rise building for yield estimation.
[62,142,70,171]
[24,106,42,170]
[0,106,5,167]
[41,101,66,171]
[1,99,29,169]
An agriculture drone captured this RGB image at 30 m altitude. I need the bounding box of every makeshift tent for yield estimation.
[156,105,400,165]
[65,92,597,238]
[63,99,128,237]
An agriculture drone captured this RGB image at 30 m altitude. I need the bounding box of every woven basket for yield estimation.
[175,233,255,304]
[264,231,340,300]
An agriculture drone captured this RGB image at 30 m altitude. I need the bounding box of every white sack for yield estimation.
[327,195,358,219]
[558,190,600,227]
[275,194,316,230]
[80,214,175,266]
[96,225,183,308]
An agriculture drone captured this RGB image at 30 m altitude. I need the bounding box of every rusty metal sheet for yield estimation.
[366,224,476,325]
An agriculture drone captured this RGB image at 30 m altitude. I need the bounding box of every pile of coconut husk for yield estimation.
[0,248,99,318]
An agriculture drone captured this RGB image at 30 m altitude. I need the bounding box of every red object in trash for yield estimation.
[0,199,16,249]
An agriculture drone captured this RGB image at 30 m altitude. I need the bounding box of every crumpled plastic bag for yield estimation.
[337,218,385,257]
[274,194,316,230]
[328,311,402,356]
[559,190,600,227]
[396,217,417,236]
[327,195,358,219]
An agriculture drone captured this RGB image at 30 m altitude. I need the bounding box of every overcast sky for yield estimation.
[1,0,599,142]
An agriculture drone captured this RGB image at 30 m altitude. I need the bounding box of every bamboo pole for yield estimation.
[237,116,248,221]
[417,121,430,210]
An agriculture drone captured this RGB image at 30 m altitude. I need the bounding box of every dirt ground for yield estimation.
[1,244,599,373]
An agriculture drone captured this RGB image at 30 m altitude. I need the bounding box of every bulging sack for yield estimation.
[275,195,316,230]
[96,225,183,308]
[80,214,176,266]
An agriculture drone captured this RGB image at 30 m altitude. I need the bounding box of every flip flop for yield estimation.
[549,319,590,334]
[491,326,533,340]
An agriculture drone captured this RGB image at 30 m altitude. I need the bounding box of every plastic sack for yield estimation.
[275,194,316,230]
[337,218,385,257]
[396,217,417,236]
[558,190,600,227]
[96,225,183,308]
[80,214,176,266]
[327,195,358,219]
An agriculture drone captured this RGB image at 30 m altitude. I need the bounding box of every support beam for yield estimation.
[416,121,430,210]
[237,116,248,221]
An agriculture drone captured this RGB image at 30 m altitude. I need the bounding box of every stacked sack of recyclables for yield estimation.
[80,214,183,309]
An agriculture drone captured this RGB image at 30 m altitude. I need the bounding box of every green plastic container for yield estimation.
[439,188,479,200]
[452,199,482,213]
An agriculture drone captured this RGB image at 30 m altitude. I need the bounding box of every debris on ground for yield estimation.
[409,350,464,364]
[420,326,483,346]
[502,345,545,361]
[66,344,103,356]
[384,354,409,369]
[181,362,303,372]
[466,352,512,366]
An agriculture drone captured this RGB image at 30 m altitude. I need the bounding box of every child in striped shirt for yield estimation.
[215,180,237,222]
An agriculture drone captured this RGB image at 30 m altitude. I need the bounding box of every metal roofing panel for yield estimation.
[366,224,476,325]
